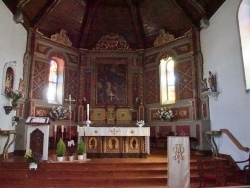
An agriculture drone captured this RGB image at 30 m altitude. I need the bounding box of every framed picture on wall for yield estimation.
[95,60,128,106]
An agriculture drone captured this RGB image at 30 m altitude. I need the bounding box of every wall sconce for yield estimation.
[3,105,13,115]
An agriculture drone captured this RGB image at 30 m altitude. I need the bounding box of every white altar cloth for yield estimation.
[78,127,150,136]
[78,127,150,154]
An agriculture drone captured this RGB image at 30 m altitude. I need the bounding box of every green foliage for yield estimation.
[77,140,85,155]
[56,138,66,157]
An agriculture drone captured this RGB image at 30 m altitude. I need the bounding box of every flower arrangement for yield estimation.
[136,120,145,127]
[5,88,25,102]
[156,107,175,121]
[49,106,68,121]
[24,149,42,164]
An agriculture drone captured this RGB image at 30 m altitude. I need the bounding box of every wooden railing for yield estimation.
[220,129,249,152]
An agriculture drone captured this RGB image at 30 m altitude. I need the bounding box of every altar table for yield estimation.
[78,127,150,158]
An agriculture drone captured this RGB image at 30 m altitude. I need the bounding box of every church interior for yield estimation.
[0,0,250,187]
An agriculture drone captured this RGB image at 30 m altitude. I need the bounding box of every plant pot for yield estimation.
[69,155,74,161]
[11,100,18,108]
[29,162,37,170]
[57,156,64,162]
[78,154,83,160]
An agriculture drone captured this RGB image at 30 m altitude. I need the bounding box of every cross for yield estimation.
[65,94,76,141]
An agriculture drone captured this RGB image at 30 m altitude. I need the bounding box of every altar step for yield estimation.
[0,160,202,187]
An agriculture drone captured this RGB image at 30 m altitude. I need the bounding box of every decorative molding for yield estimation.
[51,29,72,46]
[154,29,175,46]
[201,91,219,101]
[93,33,131,51]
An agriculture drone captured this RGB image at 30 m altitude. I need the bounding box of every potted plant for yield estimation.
[77,140,86,160]
[24,149,42,170]
[56,138,66,162]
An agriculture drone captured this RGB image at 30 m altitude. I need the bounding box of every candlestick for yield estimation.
[87,104,89,120]
[61,125,64,133]
[54,124,57,132]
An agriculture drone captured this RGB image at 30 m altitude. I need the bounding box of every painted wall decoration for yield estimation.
[145,70,158,104]
[96,62,127,106]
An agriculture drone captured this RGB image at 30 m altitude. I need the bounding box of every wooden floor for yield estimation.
[0,148,247,188]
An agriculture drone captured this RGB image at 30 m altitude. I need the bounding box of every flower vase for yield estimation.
[69,155,74,161]
[29,162,37,170]
[11,100,18,108]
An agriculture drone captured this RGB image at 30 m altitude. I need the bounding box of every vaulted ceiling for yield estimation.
[3,0,225,50]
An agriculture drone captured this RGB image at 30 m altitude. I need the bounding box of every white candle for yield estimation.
[77,125,79,133]
[87,104,89,120]
[54,124,57,132]
[61,125,64,133]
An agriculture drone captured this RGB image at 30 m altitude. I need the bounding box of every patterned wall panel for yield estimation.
[176,125,190,136]
[132,73,138,104]
[35,107,51,117]
[159,126,172,132]
[66,53,78,64]
[85,73,91,104]
[64,69,78,102]
[36,43,52,55]
[145,70,158,104]
[172,44,190,55]
[32,61,47,99]
[144,53,159,65]
[178,61,193,99]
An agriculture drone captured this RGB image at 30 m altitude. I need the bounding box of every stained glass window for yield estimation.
[47,60,58,101]
[160,57,175,104]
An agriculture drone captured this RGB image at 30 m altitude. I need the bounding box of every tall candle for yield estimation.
[87,104,89,120]
[61,125,64,133]
[77,125,79,133]
[54,124,57,132]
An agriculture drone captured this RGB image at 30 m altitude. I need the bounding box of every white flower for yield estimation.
[156,107,175,120]
[136,120,145,127]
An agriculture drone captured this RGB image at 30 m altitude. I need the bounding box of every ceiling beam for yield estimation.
[187,0,206,18]
[79,0,102,48]
[32,0,62,28]
[126,0,145,49]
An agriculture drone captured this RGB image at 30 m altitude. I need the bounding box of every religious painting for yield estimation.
[129,137,139,150]
[88,137,98,149]
[96,62,127,106]
[107,137,119,150]
[5,67,14,92]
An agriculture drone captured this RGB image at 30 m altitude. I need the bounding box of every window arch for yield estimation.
[238,0,250,90]
[160,56,175,104]
[47,58,64,104]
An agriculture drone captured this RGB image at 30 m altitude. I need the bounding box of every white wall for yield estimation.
[0,1,27,153]
[201,0,250,163]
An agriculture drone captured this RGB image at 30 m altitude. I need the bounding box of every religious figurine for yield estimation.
[208,71,216,92]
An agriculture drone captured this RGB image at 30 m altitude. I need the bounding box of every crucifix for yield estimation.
[108,92,115,102]
[65,94,75,142]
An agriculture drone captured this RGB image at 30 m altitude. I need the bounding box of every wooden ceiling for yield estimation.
[3,0,225,50]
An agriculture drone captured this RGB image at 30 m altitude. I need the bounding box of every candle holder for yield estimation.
[83,120,92,127]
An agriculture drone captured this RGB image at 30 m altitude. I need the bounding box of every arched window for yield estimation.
[160,57,175,104]
[238,0,250,90]
[47,58,64,104]
[47,60,58,101]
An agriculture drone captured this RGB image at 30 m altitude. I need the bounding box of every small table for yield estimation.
[0,130,17,159]
[205,130,222,157]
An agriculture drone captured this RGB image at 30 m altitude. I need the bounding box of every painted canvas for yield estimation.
[96,62,127,106]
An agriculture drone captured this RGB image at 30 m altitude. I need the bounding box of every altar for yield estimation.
[78,127,150,158]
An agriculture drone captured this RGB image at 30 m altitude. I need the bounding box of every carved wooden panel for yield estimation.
[30,128,44,156]
[145,70,158,104]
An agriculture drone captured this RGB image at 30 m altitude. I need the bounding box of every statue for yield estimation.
[208,71,216,92]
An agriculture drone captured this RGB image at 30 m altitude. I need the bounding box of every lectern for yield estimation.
[25,117,50,160]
